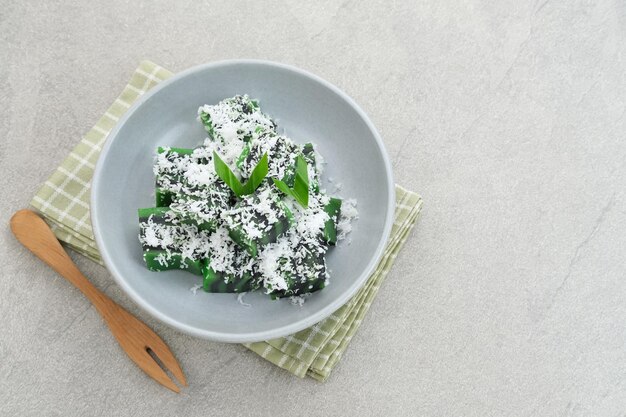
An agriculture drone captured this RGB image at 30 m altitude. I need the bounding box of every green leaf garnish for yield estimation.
[272,155,309,208]
[241,153,268,194]
[213,151,268,196]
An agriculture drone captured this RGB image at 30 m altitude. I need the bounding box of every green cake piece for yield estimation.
[264,242,328,299]
[198,95,276,143]
[137,206,209,276]
[222,186,294,257]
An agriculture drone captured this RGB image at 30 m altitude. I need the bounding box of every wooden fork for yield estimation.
[10,209,187,393]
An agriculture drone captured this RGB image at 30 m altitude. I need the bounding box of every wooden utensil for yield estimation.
[10,209,187,393]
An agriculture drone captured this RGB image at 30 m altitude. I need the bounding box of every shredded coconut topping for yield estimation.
[139,95,358,302]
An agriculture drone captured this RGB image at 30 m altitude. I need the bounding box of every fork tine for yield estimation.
[132,348,181,393]
[102,303,188,392]
[146,338,188,387]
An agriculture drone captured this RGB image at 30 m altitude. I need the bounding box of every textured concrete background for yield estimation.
[2,0,626,416]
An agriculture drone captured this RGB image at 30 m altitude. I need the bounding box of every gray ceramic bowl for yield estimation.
[91,60,394,342]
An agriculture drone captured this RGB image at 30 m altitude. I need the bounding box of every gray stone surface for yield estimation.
[1,0,625,415]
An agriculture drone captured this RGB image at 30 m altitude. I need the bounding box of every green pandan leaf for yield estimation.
[213,151,268,197]
[272,155,309,208]
[241,153,268,195]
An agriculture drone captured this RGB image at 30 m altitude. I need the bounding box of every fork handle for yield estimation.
[36,238,117,316]
[10,210,117,317]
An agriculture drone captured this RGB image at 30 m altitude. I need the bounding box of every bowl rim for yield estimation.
[91,59,395,342]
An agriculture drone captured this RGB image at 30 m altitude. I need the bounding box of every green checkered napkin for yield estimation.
[31,61,423,381]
